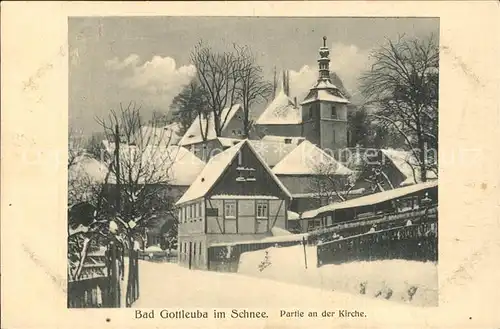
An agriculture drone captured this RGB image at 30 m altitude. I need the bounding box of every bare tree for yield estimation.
[360,34,439,182]
[308,150,396,205]
[190,41,242,137]
[96,101,177,307]
[235,45,273,137]
[68,126,86,169]
[170,79,210,136]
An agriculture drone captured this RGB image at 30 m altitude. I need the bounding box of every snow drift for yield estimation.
[238,245,437,307]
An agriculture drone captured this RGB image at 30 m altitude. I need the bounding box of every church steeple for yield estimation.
[318,36,331,82]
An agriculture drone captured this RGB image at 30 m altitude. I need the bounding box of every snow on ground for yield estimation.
[133,260,420,309]
[238,245,438,307]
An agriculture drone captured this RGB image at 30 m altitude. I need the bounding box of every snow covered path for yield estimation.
[133,260,424,310]
[130,261,448,328]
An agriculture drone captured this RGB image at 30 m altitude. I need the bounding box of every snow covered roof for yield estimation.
[107,145,205,186]
[249,140,298,167]
[272,140,352,176]
[176,140,292,205]
[380,149,437,186]
[68,155,108,184]
[134,125,181,147]
[313,80,339,90]
[301,89,350,105]
[218,137,243,148]
[176,141,245,204]
[211,195,279,200]
[287,210,300,220]
[301,180,438,219]
[210,232,308,247]
[261,135,305,145]
[178,104,242,146]
[291,188,366,199]
[255,89,302,125]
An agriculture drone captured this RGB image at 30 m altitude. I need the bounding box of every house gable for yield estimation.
[178,104,243,146]
[209,142,290,199]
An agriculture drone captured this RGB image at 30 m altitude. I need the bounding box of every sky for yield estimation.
[69,17,439,135]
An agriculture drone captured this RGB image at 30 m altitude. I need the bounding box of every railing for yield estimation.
[308,205,437,245]
[207,207,438,272]
[316,221,438,266]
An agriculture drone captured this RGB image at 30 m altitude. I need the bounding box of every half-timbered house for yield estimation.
[175,139,292,269]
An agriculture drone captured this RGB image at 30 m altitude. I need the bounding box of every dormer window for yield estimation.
[284,138,292,144]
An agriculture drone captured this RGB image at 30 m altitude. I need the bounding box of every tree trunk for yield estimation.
[125,235,134,307]
[415,121,427,183]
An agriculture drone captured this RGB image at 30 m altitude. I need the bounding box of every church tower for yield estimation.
[301,36,350,152]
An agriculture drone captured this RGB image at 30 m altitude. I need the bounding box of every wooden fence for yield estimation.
[316,220,438,266]
[207,207,438,273]
[126,250,140,307]
[308,206,437,245]
[68,242,140,308]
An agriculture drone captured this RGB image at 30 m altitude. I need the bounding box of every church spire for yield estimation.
[318,36,331,82]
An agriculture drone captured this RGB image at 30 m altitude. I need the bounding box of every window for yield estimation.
[256,201,268,219]
[308,219,322,231]
[331,106,337,119]
[284,138,292,144]
[308,108,313,119]
[224,201,237,218]
[256,200,269,233]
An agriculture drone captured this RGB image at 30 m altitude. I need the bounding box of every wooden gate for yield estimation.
[68,241,122,308]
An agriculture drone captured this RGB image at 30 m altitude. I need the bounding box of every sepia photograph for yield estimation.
[67,16,439,309]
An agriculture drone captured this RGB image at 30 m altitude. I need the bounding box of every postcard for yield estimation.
[2,2,499,329]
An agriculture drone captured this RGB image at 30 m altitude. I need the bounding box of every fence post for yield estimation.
[302,237,308,269]
[135,250,140,299]
[109,242,120,308]
[188,242,192,270]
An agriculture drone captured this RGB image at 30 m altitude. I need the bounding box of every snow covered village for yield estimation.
[68,17,439,309]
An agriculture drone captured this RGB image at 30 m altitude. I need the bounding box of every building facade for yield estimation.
[175,140,292,269]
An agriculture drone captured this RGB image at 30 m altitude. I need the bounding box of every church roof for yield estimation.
[178,104,242,146]
[255,89,302,125]
[301,88,350,105]
[272,140,352,176]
